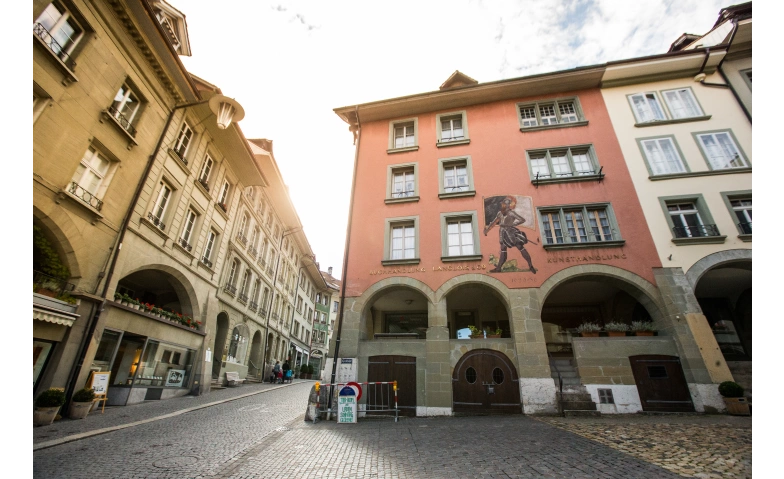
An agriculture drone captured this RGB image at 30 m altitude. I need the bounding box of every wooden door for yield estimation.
[452,349,521,414]
[367,355,416,417]
[629,355,695,412]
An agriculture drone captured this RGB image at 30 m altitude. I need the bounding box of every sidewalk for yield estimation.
[33,379,313,450]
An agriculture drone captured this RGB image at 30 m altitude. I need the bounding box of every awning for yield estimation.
[34,307,79,327]
[291,344,304,354]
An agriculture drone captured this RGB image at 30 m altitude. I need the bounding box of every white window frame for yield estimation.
[111,81,142,128]
[526,145,600,181]
[383,216,420,265]
[173,121,194,160]
[440,211,481,261]
[34,2,85,60]
[218,180,231,210]
[538,204,622,247]
[198,154,214,186]
[151,181,173,224]
[436,111,469,145]
[661,88,703,119]
[516,98,585,129]
[71,145,114,199]
[638,136,688,176]
[202,229,218,266]
[693,130,749,170]
[180,208,198,245]
[387,118,419,152]
[628,92,667,123]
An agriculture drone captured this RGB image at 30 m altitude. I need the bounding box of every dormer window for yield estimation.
[151,1,191,56]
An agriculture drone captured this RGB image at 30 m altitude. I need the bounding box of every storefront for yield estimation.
[33,293,79,390]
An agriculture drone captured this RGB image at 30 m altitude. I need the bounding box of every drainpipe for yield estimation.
[328,107,361,412]
[62,99,209,415]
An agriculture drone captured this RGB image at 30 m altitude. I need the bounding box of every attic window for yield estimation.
[158,16,181,51]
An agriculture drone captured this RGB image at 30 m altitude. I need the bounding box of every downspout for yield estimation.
[62,99,208,415]
[328,107,361,412]
[694,24,751,122]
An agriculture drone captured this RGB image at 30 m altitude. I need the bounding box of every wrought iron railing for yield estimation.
[170,146,188,165]
[266,266,274,276]
[33,23,76,70]
[224,283,237,296]
[105,106,137,137]
[68,182,103,211]
[238,293,249,304]
[249,301,259,312]
[236,233,247,246]
[673,224,720,238]
[33,270,76,297]
[258,309,267,318]
[198,178,210,191]
[444,185,469,193]
[147,212,166,231]
[258,258,268,270]
[201,256,213,268]
[178,237,192,252]
[248,247,258,259]
[272,312,281,322]
[391,190,415,199]
[738,222,752,234]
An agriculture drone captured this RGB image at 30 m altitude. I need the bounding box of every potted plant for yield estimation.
[34,388,66,426]
[486,328,503,339]
[604,322,629,337]
[631,320,655,336]
[718,381,750,416]
[302,364,311,379]
[467,325,484,339]
[576,322,601,337]
[114,292,122,303]
[69,388,96,419]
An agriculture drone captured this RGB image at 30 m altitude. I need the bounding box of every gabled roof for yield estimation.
[668,34,702,52]
[439,70,479,90]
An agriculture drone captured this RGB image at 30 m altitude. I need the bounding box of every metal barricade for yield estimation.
[311,381,398,423]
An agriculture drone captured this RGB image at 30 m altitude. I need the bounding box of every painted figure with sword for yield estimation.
[484,195,538,273]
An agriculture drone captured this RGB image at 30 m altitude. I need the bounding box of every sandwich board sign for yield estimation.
[337,386,357,423]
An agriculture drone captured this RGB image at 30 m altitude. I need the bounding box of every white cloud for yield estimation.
[176,0,729,278]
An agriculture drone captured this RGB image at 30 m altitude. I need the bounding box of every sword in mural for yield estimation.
[483,195,538,274]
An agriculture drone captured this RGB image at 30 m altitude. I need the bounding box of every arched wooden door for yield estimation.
[452,349,521,414]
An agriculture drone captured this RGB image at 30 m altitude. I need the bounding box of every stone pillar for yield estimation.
[653,268,731,412]
[423,298,452,416]
[510,288,557,414]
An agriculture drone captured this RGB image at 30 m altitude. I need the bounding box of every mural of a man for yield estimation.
[484,195,537,273]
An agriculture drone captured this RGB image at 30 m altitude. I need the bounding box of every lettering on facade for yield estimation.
[369,267,426,275]
[546,253,627,264]
[431,264,487,272]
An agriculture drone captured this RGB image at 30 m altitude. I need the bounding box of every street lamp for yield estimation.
[209,95,245,130]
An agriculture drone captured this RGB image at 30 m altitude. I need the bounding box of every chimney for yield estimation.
[328,267,333,276]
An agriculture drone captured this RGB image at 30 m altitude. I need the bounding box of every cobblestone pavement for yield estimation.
[536,415,752,479]
[34,380,308,447]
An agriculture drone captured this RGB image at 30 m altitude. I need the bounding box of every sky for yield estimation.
[174,0,731,279]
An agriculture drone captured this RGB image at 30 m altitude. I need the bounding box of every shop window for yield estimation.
[384,312,427,338]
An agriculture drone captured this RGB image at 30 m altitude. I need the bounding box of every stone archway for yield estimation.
[248,331,262,377]
[212,312,229,378]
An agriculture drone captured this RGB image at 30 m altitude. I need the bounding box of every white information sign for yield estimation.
[337,389,357,424]
[89,371,110,395]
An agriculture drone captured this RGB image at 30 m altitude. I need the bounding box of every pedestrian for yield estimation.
[484,195,537,274]
[271,361,281,383]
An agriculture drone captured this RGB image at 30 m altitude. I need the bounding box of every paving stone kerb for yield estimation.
[33,380,312,450]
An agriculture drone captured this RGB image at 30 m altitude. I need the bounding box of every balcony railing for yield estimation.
[738,222,752,234]
[258,309,267,319]
[201,256,213,268]
[147,212,166,231]
[68,182,103,211]
[33,23,76,70]
[673,224,720,239]
[198,178,210,191]
[249,301,259,312]
[177,237,193,252]
[224,283,237,296]
[106,106,137,137]
[272,312,281,322]
[266,266,274,276]
[236,233,248,246]
[258,258,268,270]
[248,247,258,259]
[33,270,76,298]
[170,146,188,165]
[238,293,249,305]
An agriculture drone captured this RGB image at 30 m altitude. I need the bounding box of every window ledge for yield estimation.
[381,258,421,266]
[634,115,712,128]
[649,168,751,181]
[197,258,216,275]
[193,178,211,197]
[167,148,191,174]
[140,216,170,240]
[387,146,419,154]
[33,33,78,85]
[520,120,588,132]
[532,173,604,185]
[214,202,229,220]
[543,240,626,250]
[671,236,727,246]
[441,254,483,263]
[385,196,420,204]
[438,190,476,199]
[99,110,139,150]
[58,189,104,220]
[738,234,752,243]
[173,240,195,258]
[437,139,470,148]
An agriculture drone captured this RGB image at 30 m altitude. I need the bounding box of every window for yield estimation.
[33,86,51,124]
[198,154,213,189]
[333,301,339,313]
[659,194,724,243]
[436,111,469,145]
[226,259,240,295]
[179,208,198,251]
[517,98,585,130]
[438,156,475,198]
[385,312,427,338]
[239,269,251,301]
[538,204,622,247]
[721,191,752,236]
[386,163,418,203]
[628,92,666,123]
[527,145,600,182]
[638,137,688,176]
[69,145,115,210]
[693,131,749,170]
[598,389,615,404]
[740,69,751,90]
[383,216,419,265]
[440,212,481,261]
[661,88,703,119]
[297,296,304,313]
[202,229,218,268]
[148,181,172,230]
[388,118,418,152]
[109,81,142,136]
[218,180,230,210]
[34,1,85,66]
[251,280,261,309]
[173,121,193,161]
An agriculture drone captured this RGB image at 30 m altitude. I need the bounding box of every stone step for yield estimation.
[561,400,597,410]
[564,410,601,417]
[550,359,574,367]
[551,371,579,378]
[557,378,582,386]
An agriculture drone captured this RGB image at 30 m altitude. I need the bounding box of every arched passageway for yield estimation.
[444,283,510,339]
[363,286,430,340]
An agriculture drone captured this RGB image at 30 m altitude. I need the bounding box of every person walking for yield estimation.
[271,361,281,383]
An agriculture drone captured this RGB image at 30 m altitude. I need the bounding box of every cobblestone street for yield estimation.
[33,382,752,478]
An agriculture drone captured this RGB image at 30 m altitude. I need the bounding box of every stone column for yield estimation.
[424,298,452,416]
